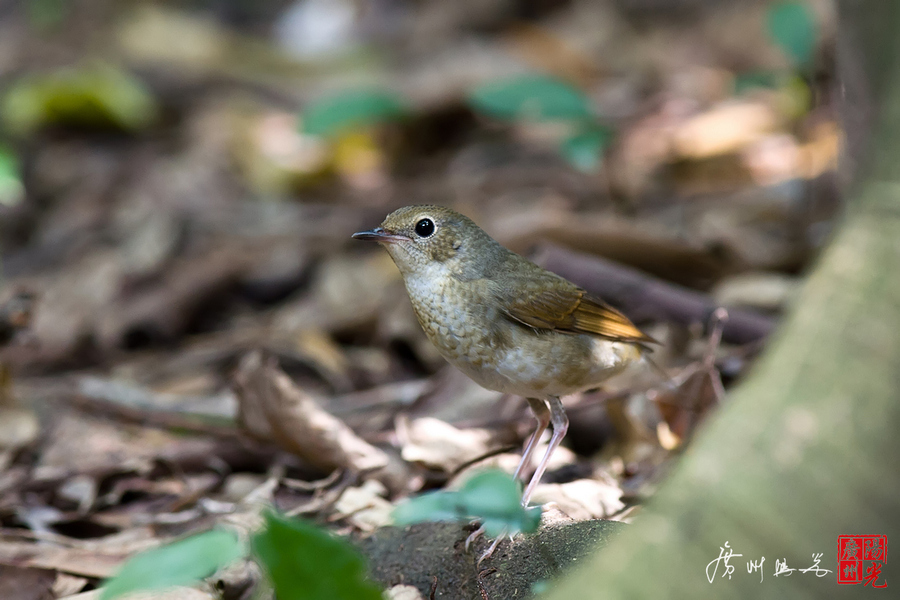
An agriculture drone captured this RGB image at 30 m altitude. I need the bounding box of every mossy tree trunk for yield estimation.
[543,2,900,598]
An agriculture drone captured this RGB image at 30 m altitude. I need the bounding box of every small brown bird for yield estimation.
[353,205,652,526]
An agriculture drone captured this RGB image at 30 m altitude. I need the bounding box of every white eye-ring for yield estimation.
[414,217,435,238]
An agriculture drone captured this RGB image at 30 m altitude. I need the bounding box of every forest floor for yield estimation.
[0,1,839,598]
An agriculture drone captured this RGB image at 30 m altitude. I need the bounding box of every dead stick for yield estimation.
[67,393,242,438]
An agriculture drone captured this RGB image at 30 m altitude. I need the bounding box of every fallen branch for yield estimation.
[67,393,240,439]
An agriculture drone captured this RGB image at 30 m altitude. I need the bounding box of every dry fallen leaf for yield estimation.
[62,586,217,600]
[672,100,780,160]
[0,565,56,600]
[53,572,89,597]
[712,271,798,311]
[0,406,39,452]
[333,479,394,531]
[398,417,495,472]
[12,252,122,365]
[0,527,160,579]
[531,478,625,520]
[384,584,426,600]
[97,246,251,349]
[232,352,411,492]
[35,412,210,479]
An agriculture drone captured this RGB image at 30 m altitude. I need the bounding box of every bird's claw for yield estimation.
[466,525,513,564]
[466,503,540,561]
[464,525,485,553]
[476,533,515,565]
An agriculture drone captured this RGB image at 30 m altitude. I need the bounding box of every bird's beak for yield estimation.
[352,227,409,244]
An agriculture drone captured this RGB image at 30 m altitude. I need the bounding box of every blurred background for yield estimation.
[0,0,842,595]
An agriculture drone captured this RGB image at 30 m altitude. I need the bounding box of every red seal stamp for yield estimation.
[837,535,887,587]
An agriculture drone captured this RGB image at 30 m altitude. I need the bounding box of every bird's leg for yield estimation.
[521,396,568,506]
[477,535,506,565]
[512,397,552,483]
[464,526,484,553]
[474,398,566,562]
[465,397,551,553]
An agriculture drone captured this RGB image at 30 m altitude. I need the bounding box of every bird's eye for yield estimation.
[414,218,435,238]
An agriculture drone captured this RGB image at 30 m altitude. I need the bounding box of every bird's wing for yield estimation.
[497,283,656,344]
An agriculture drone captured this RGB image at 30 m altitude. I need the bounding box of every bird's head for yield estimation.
[352,205,499,277]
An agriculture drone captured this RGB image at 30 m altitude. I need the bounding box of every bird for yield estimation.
[353,205,654,553]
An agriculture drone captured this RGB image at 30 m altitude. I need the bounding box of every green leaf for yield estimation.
[469,74,593,122]
[99,529,244,600]
[767,1,817,67]
[302,90,405,138]
[393,469,541,537]
[391,487,464,525]
[457,470,541,536]
[252,512,382,600]
[778,74,812,119]
[560,126,612,173]
[1,63,158,136]
[734,70,782,95]
[0,146,24,207]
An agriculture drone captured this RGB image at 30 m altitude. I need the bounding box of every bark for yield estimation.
[542,2,900,598]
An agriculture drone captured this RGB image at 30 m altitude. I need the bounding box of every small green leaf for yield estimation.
[302,90,405,138]
[99,529,243,600]
[469,75,593,122]
[391,488,464,525]
[778,74,812,119]
[560,126,612,173]
[252,512,382,600]
[393,469,541,537]
[734,70,782,95]
[767,1,817,67]
[1,63,158,136]
[458,470,541,536]
[0,146,24,207]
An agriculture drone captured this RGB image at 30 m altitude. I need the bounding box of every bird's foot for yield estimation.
[465,500,542,562]
[477,533,515,565]
[464,525,485,553]
[465,525,515,563]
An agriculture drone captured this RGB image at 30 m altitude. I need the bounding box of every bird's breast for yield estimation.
[403,271,503,367]
[402,271,640,398]
[489,331,640,397]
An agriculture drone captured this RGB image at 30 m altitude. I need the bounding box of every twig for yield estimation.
[282,468,343,491]
[448,445,519,479]
[703,308,729,404]
[476,567,496,600]
[285,469,356,517]
[67,392,242,438]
